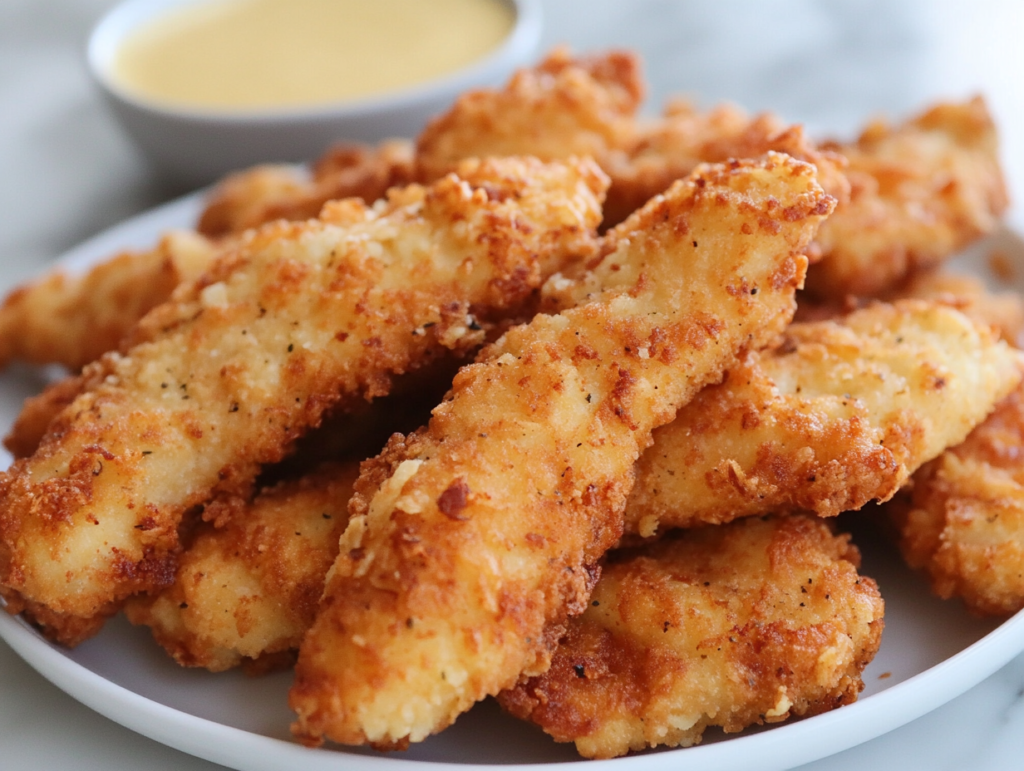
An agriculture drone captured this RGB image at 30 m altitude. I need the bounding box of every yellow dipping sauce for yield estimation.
[111,0,516,110]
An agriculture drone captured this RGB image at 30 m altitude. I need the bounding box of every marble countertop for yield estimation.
[2,1,1024,769]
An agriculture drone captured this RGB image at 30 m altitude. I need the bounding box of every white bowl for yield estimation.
[87,0,542,188]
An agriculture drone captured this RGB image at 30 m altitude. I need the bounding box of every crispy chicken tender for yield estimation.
[0,143,415,373]
[0,157,607,645]
[4,374,89,461]
[124,462,359,672]
[289,153,833,748]
[888,269,1024,347]
[796,268,1024,347]
[197,140,415,237]
[498,515,884,758]
[606,102,850,229]
[0,230,218,372]
[625,301,1023,537]
[807,97,1009,298]
[5,59,1001,382]
[13,55,996,381]
[415,48,644,188]
[892,385,1024,615]
[416,49,846,228]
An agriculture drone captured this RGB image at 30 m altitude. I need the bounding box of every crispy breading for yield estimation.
[124,462,358,672]
[4,374,88,460]
[415,48,644,188]
[606,102,850,228]
[288,153,833,748]
[0,230,218,372]
[196,165,308,237]
[9,57,994,381]
[0,157,607,644]
[498,515,884,758]
[625,301,1023,537]
[892,385,1024,615]
[415,50,846,229]
[197,140,415,237]
[0,143,415,375]
[3,334,462,467]
[888,269,1024,347]
[795,268,1024,348]
[807,97,1008,298]
[6,61,999,383]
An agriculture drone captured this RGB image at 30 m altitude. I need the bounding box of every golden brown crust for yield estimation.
[288,153,831,748]
[808,97,1008,298]
[124,462,359,671]
[3,374,88,460]
[0,157,607,642]
[886,268,1024,347]
[416,49,845,230]
[0,230,218,372]
[498,515,884,759]
[796,267,1024,349]
[415,48,644,186]
[624,300,1024,536]
[197,140,416,237]
[605,105,850,229]
[0,145,415,376]
[0,594,118,647]
[196,165,309,237]
[4,56,1000,383]
[892,385,1024,615]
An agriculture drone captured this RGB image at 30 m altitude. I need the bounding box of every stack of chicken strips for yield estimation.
[1,49,1022,759]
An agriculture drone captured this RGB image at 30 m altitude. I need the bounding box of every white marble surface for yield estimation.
[2,1,1024,768]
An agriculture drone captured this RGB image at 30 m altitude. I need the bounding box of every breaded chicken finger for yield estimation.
[415,48,644,190]
[197,140,415,237]
[887,269,1024,346]
[795,268,1024,346]
[808,97,1008,298]
[416,49,846,228]
[0,157,607,644]
[124,461,360,672]
[0,230,218,372]
[289,153,834,748]
[626,300,1023,537]
[891,384,1024,615]
[499,515,884,758]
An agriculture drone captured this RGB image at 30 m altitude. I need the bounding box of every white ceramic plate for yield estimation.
[2,193,1024,771]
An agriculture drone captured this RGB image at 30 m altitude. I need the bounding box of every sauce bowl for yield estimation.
[87,0,542,188]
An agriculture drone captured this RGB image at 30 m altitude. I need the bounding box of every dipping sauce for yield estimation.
[110,0,516,111]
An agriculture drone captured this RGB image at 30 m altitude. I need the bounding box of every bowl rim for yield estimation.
[86,0,542,125]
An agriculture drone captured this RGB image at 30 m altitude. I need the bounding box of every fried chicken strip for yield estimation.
[0,230,218,372]
[807,97,1008,298]
[415,48,644,189]
[606,101,850,228]
[891,385,1024,615]
[498,515,884,758]
[625,300,1023,537]
[795,268,1024,347]
[0,157,607,644]
[0,143,416,373]
[4,58,1001,380]
[197,140,415,237]
[888,269,1024,347]
[3,373,88,461]
[416,49,846,228]
[289,153,833,748]
[124,461,359,672]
